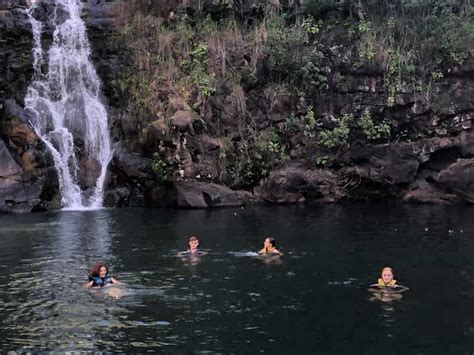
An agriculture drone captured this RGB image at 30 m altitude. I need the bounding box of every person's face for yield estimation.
[381,269,393,283]
[264,238,272,249]
[99,266,107,278]
[189,239,199,250]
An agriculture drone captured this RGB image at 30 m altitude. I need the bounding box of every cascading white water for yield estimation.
[25,0,111,209]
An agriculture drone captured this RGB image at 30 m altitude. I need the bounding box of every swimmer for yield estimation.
[84,262,122,288]
[375,266,397,287]
[369,267,409,301]
[258,237,282,255]
[178,236,206,256]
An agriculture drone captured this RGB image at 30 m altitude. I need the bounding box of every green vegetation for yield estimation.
[318,114,352,149]
[181,43,217,98]
[316,110,391,149]
[221,128,289,188]
[254,16,328,96]
[110,0,472,187]
[315,155,329,167]
[151,152,177,183]
[357,109,391,141]
[334,0,473,103]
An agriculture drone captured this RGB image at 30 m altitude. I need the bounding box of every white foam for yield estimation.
[228,251,259,257]
[25,0,111,209]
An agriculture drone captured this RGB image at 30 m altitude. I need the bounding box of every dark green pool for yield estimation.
[0,205,473,352]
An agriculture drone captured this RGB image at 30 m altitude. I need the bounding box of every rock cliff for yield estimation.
[1,0,473,212]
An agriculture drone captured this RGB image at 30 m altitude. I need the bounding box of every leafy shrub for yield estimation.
[151,152,177,183]
[357,109,391,141]
[181,44,217,97]
[318,114,352,149]
[315,155,329,167]
[254,16,328,95]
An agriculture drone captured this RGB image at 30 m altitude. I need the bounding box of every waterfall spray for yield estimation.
[25,0,111,209]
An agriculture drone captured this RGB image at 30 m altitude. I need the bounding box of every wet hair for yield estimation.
[88,262,109,278]
[189,236,199,242]
[266,237,276,247]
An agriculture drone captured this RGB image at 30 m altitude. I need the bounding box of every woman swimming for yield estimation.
[85,262,122,288]
[258,237,282,255]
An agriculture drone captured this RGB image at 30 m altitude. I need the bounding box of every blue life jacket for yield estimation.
[89,273,113,288]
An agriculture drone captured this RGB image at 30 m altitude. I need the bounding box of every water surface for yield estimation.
[0,205,473,352]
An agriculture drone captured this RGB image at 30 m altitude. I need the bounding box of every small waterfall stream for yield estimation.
[25,0,111,209]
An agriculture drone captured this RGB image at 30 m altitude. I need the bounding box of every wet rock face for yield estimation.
[169,110,197,133]
[0,7,34,106]
[80,1,474,208]
[0,100,59,213]
[435,159,474,202]
[350,143,420,185]
[258,165,344,204]
[147,181,255,208]
[78,158,101,189]
[173,181,254,208]
[0,139,43,213]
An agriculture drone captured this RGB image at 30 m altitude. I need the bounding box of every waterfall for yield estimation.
[25,0,111,209]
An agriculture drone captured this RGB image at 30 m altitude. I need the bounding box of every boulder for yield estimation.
[147,119,168,141]
[166,96,191,117]
[435,159,474,202]
[111,144,153,180]
[351,142,420,185]
[103,187,131,208]
[0,139,42,213]
[7,122,37,149]
[78,158,101,189]
[169,110,196,132]
[402,180,461,204]
[175,181,254,208]
[4,99,34,123]
[197,135,224,151]
[259,165,343,204]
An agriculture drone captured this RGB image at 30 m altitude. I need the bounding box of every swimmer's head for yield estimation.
[188,236,199,251]
[264,237,276,248]
[381,267,394,284]
[89,262,109,278]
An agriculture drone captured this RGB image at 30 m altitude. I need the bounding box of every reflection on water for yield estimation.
[369,289,404,303]
[1,210,116,351]
[0,205,473,352]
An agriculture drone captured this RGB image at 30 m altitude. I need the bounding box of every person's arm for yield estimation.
[84,280,94,288]
[111,277,122,285]
[272,248,282,255]
[258,248,266,254]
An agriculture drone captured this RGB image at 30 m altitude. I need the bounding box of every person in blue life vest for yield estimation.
[85,262,121,288]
